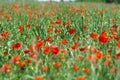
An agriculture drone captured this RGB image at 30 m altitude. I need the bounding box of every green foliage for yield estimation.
[0,2,120,80]
[75,0,120,3]
[115,0,120,3]
[75,0,105,2]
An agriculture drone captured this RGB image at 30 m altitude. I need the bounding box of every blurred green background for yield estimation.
[0,0,120,3]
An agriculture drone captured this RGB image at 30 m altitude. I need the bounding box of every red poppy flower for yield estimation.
[23,49,30,54]
[41,65,48,72]
[51,45,60,54]
[72,65,79,70]
[83,25,87,30]
[60,38,67,44]
[45,36,52,42]
[53,61,61,68]
[17,61,25,67]
[0,64,10,72]
[54,29,61,33]
[68,28,75,34]
[106,49,112,52]
[47,27,52,32]
[9,55,20,63]
[42,45,50,53]
[35,40,44,50]
[90,32,98,38]
[11,42,21,49]
[95,51,103,58]
[60,48,67,53]
[28,44,34,53]
[70,42,78,50]
[27,23,31,28]
[98,30,109,43]
[116,40,120,48]
[75,76,85,80]
[18,25,23,29]
[63,21,66,26]
[34,76,43,80]
[24,59,31,63]
[103,60,111,65]
[79,46,87,51]
[2,50,8,55]
[98,10,103,15]
[29,53,39,59]
[110,67,117,72]
[55,16,61,24]
[82,67,90,73]
[18,25,23,32]
[1,30,9,37]
[116,51,120,58]
[5,14,11,20]
[88,54,97,62]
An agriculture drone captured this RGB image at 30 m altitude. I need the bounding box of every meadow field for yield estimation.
[0,2,120,80]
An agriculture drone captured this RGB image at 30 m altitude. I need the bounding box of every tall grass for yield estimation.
[0,2,120,80]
